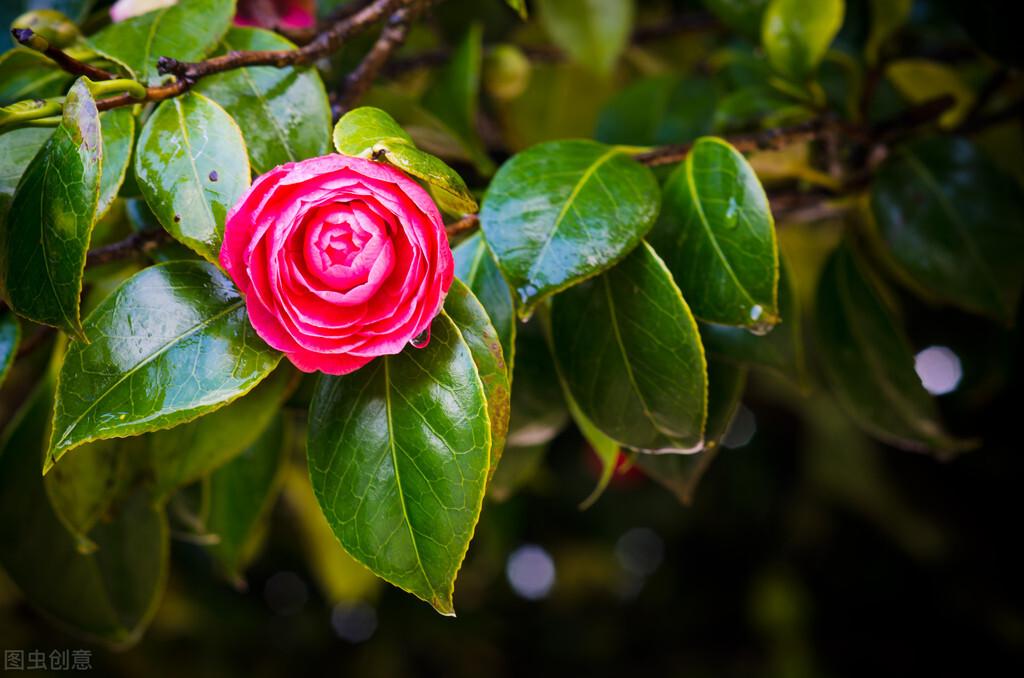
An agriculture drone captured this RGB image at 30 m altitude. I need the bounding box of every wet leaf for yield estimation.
[453,232,515,374]
[762,0,844,80]
[98,108,135,219]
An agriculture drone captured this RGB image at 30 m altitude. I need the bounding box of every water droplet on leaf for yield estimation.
[410,327,431,349]
[724,196,740,228]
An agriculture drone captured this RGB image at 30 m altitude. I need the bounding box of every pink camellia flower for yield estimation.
[220,155,454,375]
[110,0,315,30]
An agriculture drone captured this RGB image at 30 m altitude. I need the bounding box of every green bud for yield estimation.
[11,10,81,49]
[483,44,531,101]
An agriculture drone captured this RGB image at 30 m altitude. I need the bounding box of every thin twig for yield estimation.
[445,214,479,239]
[85,229,174,267]
[10,28,117,81]
[335,4,416,114]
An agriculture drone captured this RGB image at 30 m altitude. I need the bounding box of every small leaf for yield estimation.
[870,137,1024,324]
[445,279,510,482]
[650,136,779,331]
[0,385,168,646]
[452,232,516,374]
[504,0,527,19]
[595,75,717,147]
[308,314,490,615]
[0,78,101,338]
[0,47,71,106]
[195,27,331,175]
[207,414,289,580]
[865,0,912,64]
[536,0,634,77]
[702,0,769,40]
[886,60,973,128]
[0,309,19,387]
[701,257,806,382]
[0,127,50,199]
[814,244,968,456]
[566,385,620,510]
[48,260,281,468]
[636,360,747,504]
[422,24,494,176]
[333,106,477,215]
[762,0,845,80]
[135,92,250,263]
[87,0,235,84]
[480,139,660,318]
[550,241,707,452]
[98,107,135,219]
[146,364,294,497]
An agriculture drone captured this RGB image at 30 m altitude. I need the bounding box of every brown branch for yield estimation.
[93,0,410,111]
[10,28,118,81]
[335,4,416,114]
[445,214,479,239]
[85,229,174,268]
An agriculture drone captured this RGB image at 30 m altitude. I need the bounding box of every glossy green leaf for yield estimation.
[445,278,510,481]
[308,314,490,615]
[814,244,967,456]
[0,309,19,387]
[207,414,289,580]
[595,75,717,147]
[147,364,293,498]
[48,260,282,469]
[98,107,135,219]
[702,0,769,40]
[536,0,633,77]
[422,24,493,176]
[0,385,168,646]
[195,27,330,175]
[762,0,844,80]
[87,0,235,85]
[650,136,779,331]
[569,386,620,509]
[871,137,1024,324]
[333,106,477,215]
[0,78,101,338]
[865,0,911,63]
[636,360,747,504]
[480,139,660,318]
[135,92,250,263]
[507,317,569,447]
[550,241,708,452]
[44,434,146,551]
[452,232,515,374]
[0,127,50,225]
[0,47,71,105]
[701,257,805,382]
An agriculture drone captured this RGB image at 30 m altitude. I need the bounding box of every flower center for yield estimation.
[302,202,395,294]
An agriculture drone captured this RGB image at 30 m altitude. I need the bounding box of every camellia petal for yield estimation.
[220,154,454,375]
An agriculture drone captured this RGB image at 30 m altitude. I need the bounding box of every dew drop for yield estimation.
[724,196,740,228]
[410,327,431,349]
[745,305,775,336]
[749,304,763,321]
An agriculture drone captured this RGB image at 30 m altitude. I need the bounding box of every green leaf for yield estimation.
[650,136,779,331]
[452,232,515,374]
[0,308,19,387]
[536,0,634,77]
[813,244,967,456]
[480,139,660,318]
[147,364,293,497]
[48,260,282,469]
[207,414,289,580]
[421,24,494,176]
[44,434,146,552]
[195,27,331,175]
[504,0,527,19]
[713,85,813,133]
[98,108,135,219]
[0,47,71,106]
[308,314,490,615]
[870,137,1024,324]
[507,317,569,447]
[636,360,747,504]
[762,0,844,81]
[865,0,911,64]
[595,75,717,147]
[550,241,708,451]
[444,278,510,482]
[0,126,50,222]
[702,0,769,40]
[567,384,620,509]
[87,0,235,85]
[701,257,806,382]
[0,385,168,646]
[135,92,250,263]
[333,106,477,215]
[885,60,973,128]
[0,78,101,338]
